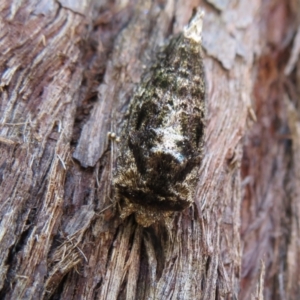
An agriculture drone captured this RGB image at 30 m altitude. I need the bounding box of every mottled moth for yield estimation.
[114,10,206,227]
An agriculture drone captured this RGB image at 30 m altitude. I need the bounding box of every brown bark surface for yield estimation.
[0,0,298,299]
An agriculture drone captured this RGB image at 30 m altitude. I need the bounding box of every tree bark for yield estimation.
[0,0,298,299]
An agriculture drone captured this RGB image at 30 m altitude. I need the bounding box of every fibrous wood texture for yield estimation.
[0,0,298,299]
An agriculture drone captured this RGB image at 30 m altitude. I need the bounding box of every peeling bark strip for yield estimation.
[114,11,206,227]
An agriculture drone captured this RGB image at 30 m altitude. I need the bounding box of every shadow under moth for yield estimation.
[114,10,206,227]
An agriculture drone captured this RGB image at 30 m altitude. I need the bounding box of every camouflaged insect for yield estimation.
[114,10,206,227]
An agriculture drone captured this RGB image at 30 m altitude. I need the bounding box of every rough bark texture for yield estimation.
[0,0,298,299]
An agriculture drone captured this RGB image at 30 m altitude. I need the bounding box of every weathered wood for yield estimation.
[0,0,298,299]
[239,1,300,299]
[0,0,91,298]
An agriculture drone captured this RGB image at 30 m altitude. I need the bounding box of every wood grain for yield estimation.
[0,0,298,299]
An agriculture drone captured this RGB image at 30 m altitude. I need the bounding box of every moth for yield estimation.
[114,10,206,227]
